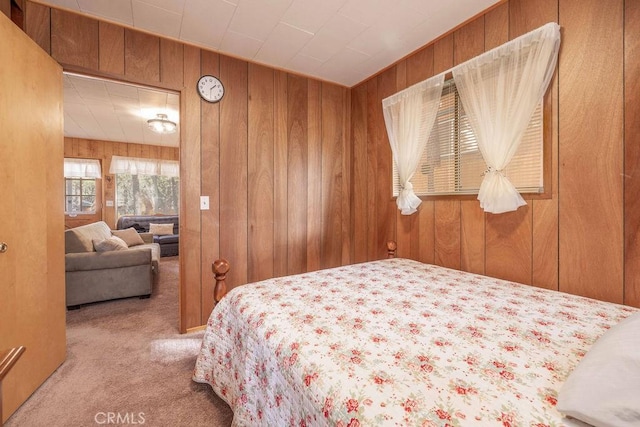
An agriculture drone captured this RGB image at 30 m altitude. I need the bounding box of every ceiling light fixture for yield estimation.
[147,113,177,134]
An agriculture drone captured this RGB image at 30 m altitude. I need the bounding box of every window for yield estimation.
[393,79,543,197]
[115,173,179,217]
[65,178,96,214]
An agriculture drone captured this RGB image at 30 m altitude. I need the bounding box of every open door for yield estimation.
[0,12,66,423]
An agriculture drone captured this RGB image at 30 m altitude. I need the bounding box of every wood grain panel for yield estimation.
[50,8,98,69]
[99,21,124,75]
[200,50,220,321]
[351,83,368,263]
[273,70,288,277]
[406,46,435,264]
[321,83,344,269]
[365,78,378,260]
[24,1,49,54]
[124,29,160,82]
[248,63,274,282]
[307,79,322,271]
[220,55,248,289]
[341,88,352,266]
[161,38,184,87]
[455,16,485,274]
[286,75,308,274]
[376,67,396,260]
[559,0,624,303]
[484,2,509,50]
[394,60,412,260]
[510,0,560,291]
[180,45,202,331]
[486,206,532,283]
[624,0,640,307]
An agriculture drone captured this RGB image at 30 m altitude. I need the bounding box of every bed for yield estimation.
[193,247,639,426]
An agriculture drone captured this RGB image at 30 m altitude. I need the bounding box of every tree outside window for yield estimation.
[115,173,179,217]
[65,178,96,214]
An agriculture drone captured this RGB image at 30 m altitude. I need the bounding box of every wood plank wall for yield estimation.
[23,2,351,331]
[352,0,640,307]
[63,137,179,229]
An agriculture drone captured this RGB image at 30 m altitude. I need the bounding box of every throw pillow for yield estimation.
[556,311,640,427]
[149,223,174,236]
[93,236,129,252]
[112,227,145,247]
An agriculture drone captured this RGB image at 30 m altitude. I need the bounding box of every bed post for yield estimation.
[212,259,230,303]
[387,240,397,258]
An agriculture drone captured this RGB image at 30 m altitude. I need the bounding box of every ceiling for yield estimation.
[36,0,500,87]
[50,0,500,147]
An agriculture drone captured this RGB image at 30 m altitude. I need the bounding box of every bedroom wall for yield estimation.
[23,2,352,331]
[352,0,640,307]
[63,137,179,229]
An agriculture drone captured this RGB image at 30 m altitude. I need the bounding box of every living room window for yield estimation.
[64,158,101,214]
[392,79,543,197]
[110,156,179,217]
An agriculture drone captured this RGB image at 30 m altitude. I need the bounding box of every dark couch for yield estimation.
[116,215,179,257]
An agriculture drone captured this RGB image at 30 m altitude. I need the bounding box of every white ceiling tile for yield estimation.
[135,0,186,14]
[132,1,182,38]
[299,13,366,63]
[220,30,263,60]
[255,22,313,67]
[347,25,402,57]
[338,0,386,26]
[286,53,323,75]
[76,0,134,25]
[228,1,282,42]
[281,0,346,34]
[180,0,236,48]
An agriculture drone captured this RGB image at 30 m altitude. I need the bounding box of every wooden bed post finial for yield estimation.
[212,259,230,303]
[387,240,397,259]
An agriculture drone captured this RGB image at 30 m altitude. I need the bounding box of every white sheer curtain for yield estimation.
[64,158,101,178]
[452,22,560,214]
[109,156,179,177]
[383,73,445,215]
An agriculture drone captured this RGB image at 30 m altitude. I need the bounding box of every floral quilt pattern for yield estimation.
[193,258,636,426]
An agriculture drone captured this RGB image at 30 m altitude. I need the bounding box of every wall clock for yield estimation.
[197,75,224,103]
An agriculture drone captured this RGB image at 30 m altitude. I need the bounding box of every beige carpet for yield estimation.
[6,256,233,427]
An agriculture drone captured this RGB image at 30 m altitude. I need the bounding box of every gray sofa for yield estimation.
[116,215,179,257]
[64,221,160,308]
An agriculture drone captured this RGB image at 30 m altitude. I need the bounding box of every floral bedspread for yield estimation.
[193,258,636,426]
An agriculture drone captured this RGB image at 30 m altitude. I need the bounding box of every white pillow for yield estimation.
[149,223,174,235]
[93,236,128,252]
[111,227,144,246]
[556,311,640,427]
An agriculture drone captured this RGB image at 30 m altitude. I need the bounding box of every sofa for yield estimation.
[116,215,179,257]
[65,221,160,308]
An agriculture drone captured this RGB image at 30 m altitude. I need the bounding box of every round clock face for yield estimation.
[197,75,224,103]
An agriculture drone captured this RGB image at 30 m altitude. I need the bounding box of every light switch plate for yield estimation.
[106,200,114,207]
[200,196,209,210]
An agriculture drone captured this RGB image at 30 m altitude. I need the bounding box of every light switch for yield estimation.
[106,200,114,207]
[200,196,210,210]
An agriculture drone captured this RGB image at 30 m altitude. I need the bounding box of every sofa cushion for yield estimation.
[154,234,179,245]
[93,236,128,252]
[149,223,174,235]
[112,227,145,247]
[65,221,112,253]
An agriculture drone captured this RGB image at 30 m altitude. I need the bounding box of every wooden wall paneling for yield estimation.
[124,29,160,82]
[200,50,220,321]
[394,60,413,260]
[127,143,142,158]
[341,87,352,266]
[351,83,368,263]
[286,75,308,274]
[455,17,486,274]
[273,70,288,277]
[102,141,116,228]
[307,79,322,272]
[248,63,275,282]
[509,0,560,291]
[1,0,9,18]
[321,83,344,269]
[219,55,248,290]
[624,0,640,307]
[180,45,202,331]
[50,9,98,69]
[485,206,533,283]
[98,21,124,75]
[24,1,49,54]
[160,38,184,87]
[406,46,436,264]
[432,34,461,269]
[559,0,624,303]
[484,2,509,50]
[365,78,378,261]
[376,67,397,260]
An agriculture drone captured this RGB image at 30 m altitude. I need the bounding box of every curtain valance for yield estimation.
[64,158,102,178]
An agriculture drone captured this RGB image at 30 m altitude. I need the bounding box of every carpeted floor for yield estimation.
[5,256,234,427]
